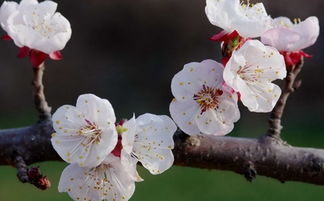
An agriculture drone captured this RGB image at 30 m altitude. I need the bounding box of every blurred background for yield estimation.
[0,0,324,200]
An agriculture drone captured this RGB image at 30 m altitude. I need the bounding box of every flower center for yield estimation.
[193,85,223,114]
[87,164,112,194]
[78,119,102,145]
[25,9,59,38]
[237,65,261,83]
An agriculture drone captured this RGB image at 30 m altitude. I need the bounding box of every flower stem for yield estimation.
[267,58,304,139]
[32,63,51,121]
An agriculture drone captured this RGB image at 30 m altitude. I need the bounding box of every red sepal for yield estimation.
[111,136,122,157]
[221,57,230,66]
[17,46,31,58]
[49,51,62,60]
[30,50,48,67]
[210,30,239,43]
[1,34,12,40]
[281,51,312,67]
[209,30,228,41]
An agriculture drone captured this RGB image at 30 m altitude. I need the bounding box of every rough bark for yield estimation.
[173,131,324,185]
[0,122,324,186]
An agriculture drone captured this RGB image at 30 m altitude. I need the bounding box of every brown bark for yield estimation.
[0,122,324,185]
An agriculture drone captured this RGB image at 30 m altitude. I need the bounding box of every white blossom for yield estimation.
[205,0,271,38]
[261,16,320,52]
[51,94,118,168]
[58,155,136,201]
[223,40,286,113]
[121,113,177,175]
[0,0,71,54]
[170,60,240,136]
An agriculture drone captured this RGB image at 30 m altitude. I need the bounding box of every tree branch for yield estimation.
[1,121,324,186]
[267,59,304,139]
[173,131,324,185]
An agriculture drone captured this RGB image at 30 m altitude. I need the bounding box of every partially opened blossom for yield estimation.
[261,16,319,66]
[59,155,137,201]
[205,0,271,39]
[170,60,240,136]
[121,113,176,175]
[261,17,319,52]
[223,40,286,113]
[51,94,118,168]
[0,0,71,67]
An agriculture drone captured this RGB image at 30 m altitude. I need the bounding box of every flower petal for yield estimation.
[76,94,116,127]
[205,0,270,38]
[171,60,224,101]
[133,113,176,174]
[170,99,200,135]
[231,3,270,38]
[0,1,18,31]
[261,16,320,51]
[59,156,136,201]
[240,82,281,113]
[121,115,136,154]
[121,150,143,182]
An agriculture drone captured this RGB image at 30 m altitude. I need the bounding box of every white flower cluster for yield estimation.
[170,0,319,136]
[51,94,177,201]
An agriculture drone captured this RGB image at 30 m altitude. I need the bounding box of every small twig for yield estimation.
[14,156,51,190]
[267,59,304,139]
[33,63,51,120]
[15,155,29,183]
[244,161,257,182]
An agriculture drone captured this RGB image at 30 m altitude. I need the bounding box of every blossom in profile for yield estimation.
[51,94,118,168]
[205,0,270,39]
[121,113,176,175]
[0,0,72,67]
[59,155,137,201]
[223,40,286,112]
[261,16,319,66]
[170,60,240,136]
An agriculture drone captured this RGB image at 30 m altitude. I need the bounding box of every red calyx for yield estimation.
[30,49,48,67]
[281,51,312,68]
[210,30,249,66]
[210,30,239,43]
[17,46,63,68]
[1,34,12,40]
[221,57,230,66]
[115,119,125,127]
[112,136,122,157]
